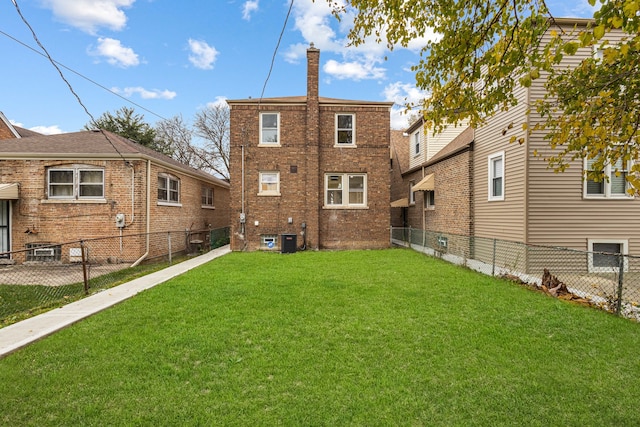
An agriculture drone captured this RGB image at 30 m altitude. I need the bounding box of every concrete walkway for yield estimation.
[0,245,232,358]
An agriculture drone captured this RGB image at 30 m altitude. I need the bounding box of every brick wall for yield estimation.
[399,149,473,236]
[229,47,391,251]
[2,158,229,263]
[228,103,391,251]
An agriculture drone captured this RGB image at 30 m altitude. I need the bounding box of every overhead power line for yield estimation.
[10,0,128,162]
[0,28,168,122]
[259,0,295,102]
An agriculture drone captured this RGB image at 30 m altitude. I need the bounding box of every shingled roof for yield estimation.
[0,129,229,187]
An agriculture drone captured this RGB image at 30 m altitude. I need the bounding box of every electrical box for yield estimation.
[115,213,125,228]
[239,213,246,223]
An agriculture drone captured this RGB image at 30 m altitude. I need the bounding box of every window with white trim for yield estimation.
[259,171,280,195]
[260,112,280,145]
[488,151,504,201]
[413,131,420,156]
[424,191,435,209]
[584,157,631,198]
[48,166,104,199]
[158,173,180,204]
[201,186,214,208]
[325,173,367,207]
[335,114,355,146]
[588,239,628,273]
[409,180,416,205]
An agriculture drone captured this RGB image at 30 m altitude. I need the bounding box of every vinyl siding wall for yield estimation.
[526,25,640,255]
[474,84,529,243]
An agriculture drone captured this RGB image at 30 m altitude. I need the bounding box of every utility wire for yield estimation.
[11,0,136,163]
[0,29,168,122]
[258,0,295,102]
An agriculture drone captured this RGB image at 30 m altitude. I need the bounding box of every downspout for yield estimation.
[130,159,151,267]
[422,166,427,232]
[125,161,135,226]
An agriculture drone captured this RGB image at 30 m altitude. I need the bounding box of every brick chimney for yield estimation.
[307,42,320,102]
[305,43,320,249]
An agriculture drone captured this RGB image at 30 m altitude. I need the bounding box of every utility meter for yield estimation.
[115,213,125,228]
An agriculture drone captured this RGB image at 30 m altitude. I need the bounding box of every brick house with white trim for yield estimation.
[227,45,393,251]
[0,115,229,264]
[391,118,474,236]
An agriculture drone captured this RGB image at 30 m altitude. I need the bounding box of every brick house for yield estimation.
[227,45,393,251]
[0,115,229,264]
[390,117,474,236]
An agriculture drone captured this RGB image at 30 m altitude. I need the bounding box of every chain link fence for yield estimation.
[391,227,640,321]
[0,227,230,327]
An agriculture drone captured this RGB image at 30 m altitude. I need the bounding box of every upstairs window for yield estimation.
[584,157,631,198]
[260,112,280,145]
[336,114,355,146]
[48,166,104,200]
[413,131,420,156]
[488,151,504,201]
[158,173,180,205]
[325,173,367,208]
[202,186,214,208]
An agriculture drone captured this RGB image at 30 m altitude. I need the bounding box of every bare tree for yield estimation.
[193,104,230,180]
[155,115,199,166]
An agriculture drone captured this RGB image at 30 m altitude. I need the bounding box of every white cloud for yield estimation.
[383,82,429,130]
[9,119,63,135]
[29,125,64,135]
[242,1,259,21]
[323,59,385,81]
[41,0,134,34]
[112,86,177,100]
[188,39,219,70]
[285,0,435,85]
[90,37,139,67]
[206,96,228,109]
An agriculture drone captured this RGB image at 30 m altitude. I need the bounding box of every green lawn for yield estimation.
[1,249,639,425]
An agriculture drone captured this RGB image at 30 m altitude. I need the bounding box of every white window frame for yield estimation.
[324,173,367,208]
[409,180,416,205]
[258,171,280,196]
[48,166,105,200]
[588,239,628,273]
[335,113,356,146]
[413,131,421,156]
[488,151,505,201]
[158,173,181,206]
[259,112,280,146]
[583,157,632,199]
[201,186,214,208]
[424,191,435,210]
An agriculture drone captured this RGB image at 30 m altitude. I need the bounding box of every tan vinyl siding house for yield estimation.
[473,18,640,268]
[525,21,639,255]
[474,83,529,244]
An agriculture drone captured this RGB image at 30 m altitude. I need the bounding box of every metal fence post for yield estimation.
[616,254,625,316]
[80,240,89,295]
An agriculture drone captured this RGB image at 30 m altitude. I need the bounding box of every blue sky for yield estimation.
[1,0,596,134]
